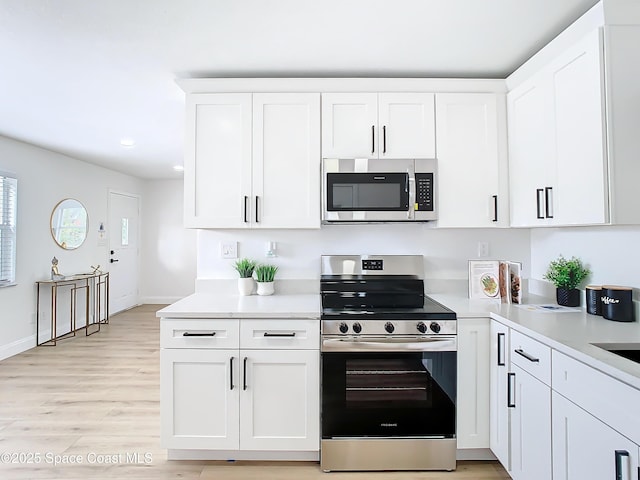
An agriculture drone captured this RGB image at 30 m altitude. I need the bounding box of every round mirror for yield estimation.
[50,198,88,250]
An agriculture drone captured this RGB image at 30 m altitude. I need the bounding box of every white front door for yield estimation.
[108,191,140,313]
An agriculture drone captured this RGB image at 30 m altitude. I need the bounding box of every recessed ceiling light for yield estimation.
[173,165,184,172]
[120,138,136,148]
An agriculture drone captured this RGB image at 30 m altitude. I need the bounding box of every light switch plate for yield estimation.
[221,241,238,259]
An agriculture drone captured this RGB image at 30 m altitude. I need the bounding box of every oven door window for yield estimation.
[322,351,456,438]
[326,173,409,211]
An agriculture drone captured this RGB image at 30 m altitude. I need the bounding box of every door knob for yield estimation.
[110,259,119,263]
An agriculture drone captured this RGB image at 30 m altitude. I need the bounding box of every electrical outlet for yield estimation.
[221,241,238,259]
[477,242,489,258]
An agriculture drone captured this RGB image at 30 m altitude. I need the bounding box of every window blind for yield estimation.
[0,173,17,286]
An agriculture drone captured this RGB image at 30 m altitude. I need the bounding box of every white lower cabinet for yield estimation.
[160,318,320,456]
[240,349,319,451]
[489,321,552,480]
[509,364,552,480]
[161,348,240,449]
[553,391,639,480]
[489,320,510,469]
[457,318,491,450]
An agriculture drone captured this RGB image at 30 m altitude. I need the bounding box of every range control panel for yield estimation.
[362,259,383,270]
[415,172,434,212]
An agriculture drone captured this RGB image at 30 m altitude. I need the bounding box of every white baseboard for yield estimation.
[167,449,319,461]
[138,296,184,305]
[0,335,36,361]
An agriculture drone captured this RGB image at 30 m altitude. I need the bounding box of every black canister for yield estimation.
[601,285,635,322]
[585,285,602,316]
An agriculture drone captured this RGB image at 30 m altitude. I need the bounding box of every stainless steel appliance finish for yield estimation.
[322,158,437,223]
[320,255,457,472]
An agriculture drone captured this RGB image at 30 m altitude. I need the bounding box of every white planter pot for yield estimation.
[256,281,275,296]
[238,277,255,296]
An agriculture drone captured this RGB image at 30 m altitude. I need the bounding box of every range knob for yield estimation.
[416,322,428,334]
[339,322,349,334]
[384,322,395,333]
[352,322,362,334]
[430,322,441,334]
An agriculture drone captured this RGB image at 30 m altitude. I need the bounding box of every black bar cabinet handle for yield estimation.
[243,196,248,223]
[497,332,505,366]
[255,196,259,223]
[514,348,540,363]
[536,189,544,219]
[383,125,386,153]
[492,195,498,222]
[182,332,216,337]
[230,357,234,391]
[243,357,248,391]
[545,187,554,218]
[507,372,516,408]
[264,332,296,337]
[371,125,375,154]
[615,450,629,480]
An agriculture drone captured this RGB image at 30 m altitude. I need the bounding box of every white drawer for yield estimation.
[552,350,640,446]
[240,319,319,350]
[160,318,239,349]
[510,329,551,386]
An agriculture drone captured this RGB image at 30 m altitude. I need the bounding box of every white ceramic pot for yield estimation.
[238,277,255,296]
[256,281,275,296]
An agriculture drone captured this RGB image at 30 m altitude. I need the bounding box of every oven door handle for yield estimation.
[321,337,456,352]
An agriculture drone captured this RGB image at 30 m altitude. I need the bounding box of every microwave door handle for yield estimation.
[407,172,415,220]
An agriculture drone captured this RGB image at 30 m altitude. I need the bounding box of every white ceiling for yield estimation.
[0,0,600,179]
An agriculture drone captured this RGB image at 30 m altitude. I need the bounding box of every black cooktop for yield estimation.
[321,295,456,321]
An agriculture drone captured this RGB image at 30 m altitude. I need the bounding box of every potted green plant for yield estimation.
[254,264,279,296]
[543,255,590,307]
[233,258,257,296]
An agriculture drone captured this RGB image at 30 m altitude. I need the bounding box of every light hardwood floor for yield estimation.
[0,305,510,479]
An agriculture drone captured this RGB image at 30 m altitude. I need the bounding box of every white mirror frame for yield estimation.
[50,198,88,250]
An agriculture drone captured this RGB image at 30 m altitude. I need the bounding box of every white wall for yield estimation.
[530,226,640,295]
[140,179,197,304]
[0,135,143,359]
[197,225,532,291]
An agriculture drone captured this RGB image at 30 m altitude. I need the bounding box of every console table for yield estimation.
[35,272,109,346]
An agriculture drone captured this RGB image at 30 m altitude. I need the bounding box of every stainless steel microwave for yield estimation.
[322,158,437,223]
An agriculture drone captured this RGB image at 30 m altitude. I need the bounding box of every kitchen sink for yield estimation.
[592,343,640,364]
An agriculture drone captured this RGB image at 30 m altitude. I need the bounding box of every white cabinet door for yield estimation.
[160,348,240,450]
[240,349,320,451]
[489,320,510,470]
[378,93,435,159]
[253,93,321,229]
[184,93,252,228]
[551,30,608,226]
[457,317,491,449]
[507,77,556,227]
[509,364,552,480]
[553,391,639,480]
[436,93,508,227]
[321,93,378,158]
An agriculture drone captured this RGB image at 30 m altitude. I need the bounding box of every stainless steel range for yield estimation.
[320,255,457,472]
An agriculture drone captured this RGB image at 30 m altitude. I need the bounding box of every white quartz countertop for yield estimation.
[157,287,640,389]
[429,292,640,390]
[156,292,320,319]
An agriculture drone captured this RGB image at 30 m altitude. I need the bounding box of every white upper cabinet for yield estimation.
[321,93,378,158]
[509,30,606,227]
[252,93,321,229]
[184,93,252,229]
[322,92,435,159]
[184,92,320,229]
[508,23,640,227]
[378,93,436,158]
[436,93,509,227]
